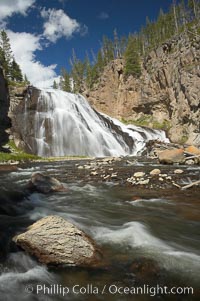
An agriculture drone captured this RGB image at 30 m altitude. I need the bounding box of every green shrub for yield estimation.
[121,116,171,131]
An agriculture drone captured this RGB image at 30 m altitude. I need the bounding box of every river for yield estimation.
[0,160,199,301]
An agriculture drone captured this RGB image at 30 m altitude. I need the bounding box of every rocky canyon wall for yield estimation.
[0,67,10,148]
[8,86,40,152]
[84,32,200,145]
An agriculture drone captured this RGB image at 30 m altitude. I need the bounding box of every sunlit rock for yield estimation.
[158,149,185,164]
[13,215,102,266]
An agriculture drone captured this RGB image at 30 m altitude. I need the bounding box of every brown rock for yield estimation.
[158,149,185,164]
[13,215,102,266]
[185,145,200,155]
[29,172,68,193]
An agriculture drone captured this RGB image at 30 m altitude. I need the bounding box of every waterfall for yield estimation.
[32,89,168,157]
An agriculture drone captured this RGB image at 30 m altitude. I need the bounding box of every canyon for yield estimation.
[0,31,200,152]
[84,31,200,146]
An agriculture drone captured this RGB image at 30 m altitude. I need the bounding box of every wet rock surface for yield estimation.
[28,172,68,193]
[13,215,102,266]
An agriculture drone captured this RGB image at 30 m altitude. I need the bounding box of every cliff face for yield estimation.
[8,86,40,152]
[0,67,10,148]
[84,32,200,145]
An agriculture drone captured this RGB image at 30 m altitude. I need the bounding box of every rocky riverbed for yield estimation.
[74,156,200,190]
[1,154,200,193]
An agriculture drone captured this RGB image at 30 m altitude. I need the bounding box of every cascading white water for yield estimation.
[34,89,169,157]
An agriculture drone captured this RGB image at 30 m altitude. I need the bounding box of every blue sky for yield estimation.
[0,0,174,87]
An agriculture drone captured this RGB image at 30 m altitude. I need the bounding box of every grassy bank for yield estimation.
[0,140,89,163]
[0,152,41,162]
[121,116,171,131]
[0,152,89,163]
[0,140,41,162]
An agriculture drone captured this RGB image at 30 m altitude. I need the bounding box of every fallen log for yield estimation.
[181,179,200,190]
[184,153,200,160]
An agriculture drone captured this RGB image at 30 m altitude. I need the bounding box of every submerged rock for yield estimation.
[13,215,102,266]
[29,172,68,193]
[130,257,161,284]
[158,149,185,164]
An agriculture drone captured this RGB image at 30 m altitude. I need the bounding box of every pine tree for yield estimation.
[102,36,114,64]
[24,74,30,84]
[96,50,105,73]
[139,26,146,55]
[173,0,179,33]
[85,53,94,89]
[11,59,23,82]
[53,80,58,89]
[188,0,198,19]
[0,30,13,79]
[114,29,120,58]
[0,30,24,83]
[124,35,141,78]
[0,46,6,70]
[179,0,187,31]
[70,49,86,93]
[165,7,175,38]
[60,68,71,92]
[119,36,128,57]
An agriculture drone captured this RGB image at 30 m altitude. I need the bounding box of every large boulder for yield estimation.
[13,215,102,266]
[158,148,185,164]
[29,172,68,193]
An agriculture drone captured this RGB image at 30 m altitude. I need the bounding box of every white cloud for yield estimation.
[0,3,87,87]
[41,8,81,43]
[0,0,35,26]
[98,12,109,20]
[7,31,58,88]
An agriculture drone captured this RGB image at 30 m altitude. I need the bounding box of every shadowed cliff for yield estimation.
[0,67,10,150]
